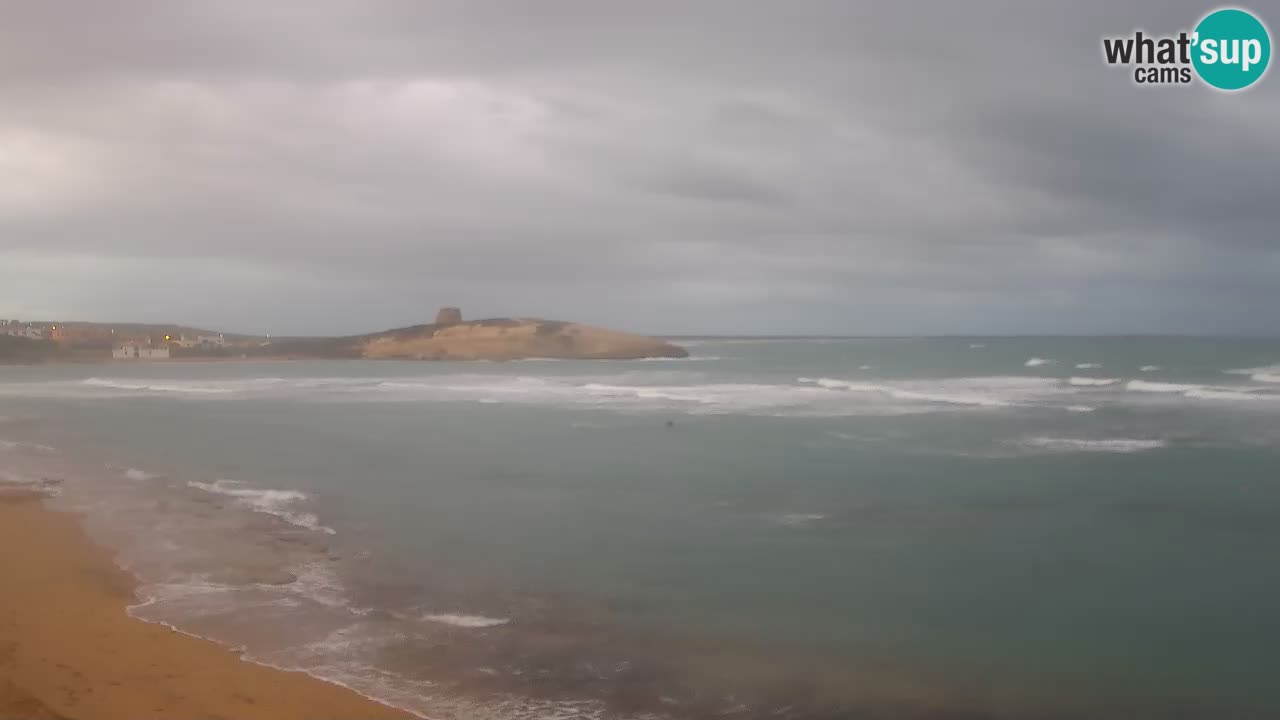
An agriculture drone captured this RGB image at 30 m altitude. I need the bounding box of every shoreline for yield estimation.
[0,489,418,720]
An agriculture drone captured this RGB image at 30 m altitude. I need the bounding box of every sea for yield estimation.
[2,336,1280,720]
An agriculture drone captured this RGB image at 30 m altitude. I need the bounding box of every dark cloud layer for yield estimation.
[1,0,1277,335]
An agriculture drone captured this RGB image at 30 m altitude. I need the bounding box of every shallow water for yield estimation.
[3,337,1280,719]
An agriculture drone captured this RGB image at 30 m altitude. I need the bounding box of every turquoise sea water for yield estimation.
[2,337,1280,719]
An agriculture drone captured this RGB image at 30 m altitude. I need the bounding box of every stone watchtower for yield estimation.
[435,306,462,326]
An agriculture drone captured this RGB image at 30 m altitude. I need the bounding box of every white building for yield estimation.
[195,334,227,348]
[113,344,170,360]
[3,324,46,339]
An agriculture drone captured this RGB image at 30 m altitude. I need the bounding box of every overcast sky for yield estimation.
[1,1,1277,335]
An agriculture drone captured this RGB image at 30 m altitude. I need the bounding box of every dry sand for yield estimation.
[0,491,415,720]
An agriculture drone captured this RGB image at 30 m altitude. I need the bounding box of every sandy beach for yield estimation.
[0,490,414,720]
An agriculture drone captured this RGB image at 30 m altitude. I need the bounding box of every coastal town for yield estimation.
[1,318,244,360]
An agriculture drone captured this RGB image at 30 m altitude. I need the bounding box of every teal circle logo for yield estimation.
[1192,8,1271,90]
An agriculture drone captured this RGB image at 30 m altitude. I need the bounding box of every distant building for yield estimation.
[435,307,463,326]
[50,324,113,347]
[113,344,170,360]
[195,334,227,348]
[3,324,46,340]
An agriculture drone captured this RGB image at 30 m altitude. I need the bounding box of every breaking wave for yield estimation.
[772,513,828,527]
[187,479,335,534]
[5,365,1280,418]
[1123,380,1280,404]
[1225,365,1280,384]
[84,377,237,394]
[1126,380,1200,393]
[420,613,510,628]
[1021,437,1168,453]
[1068,377,1120,387]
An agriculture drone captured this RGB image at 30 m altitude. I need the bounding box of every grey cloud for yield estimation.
[0,0,1277,335]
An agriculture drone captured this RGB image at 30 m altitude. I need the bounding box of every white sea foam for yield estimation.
[1118,380,1280,404]
[1074,363,1102,369]
[1068,377,1120,387]
[1126,380,1201,393]
[634,355,721,362]
[0,470,62,496]
[0,470,37,486]
[1139,365,1161,372]
[123,467,162,481]
[0,371,1050,416]
[421,613,510,628]
[969,343,986,349]
[0,439,54,453]
[802,376,1062,409]
[1024,357,1052,367]
[188,479,335,534]
[1224,365,1280,384]
[1022,437,1168,453]
[773,513,827,527]
[1184,388,1277,402]
[84,377,236,394]
[11,363,1276,420]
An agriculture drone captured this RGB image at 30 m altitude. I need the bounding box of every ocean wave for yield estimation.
[1123,380,1280,404]
[1184,388,1277,402]
[420,613,510,628]
[1224,365,1280,384]
[84,377,237,394]
[802,376,1063,409]
[123,467,162,481]
[1024,357,1053,367]
[634,355,721,362]
[1126,380,1200,393]
[188,479,335,534]
[1068,377,1120,387]
[12,366,1279,418]
[772,513,828,527]
[0,471,60,496]
[1021,437,1168,453]
[1074,363,1101,369]
[1139,365,1161,372]
[0,439,55,453]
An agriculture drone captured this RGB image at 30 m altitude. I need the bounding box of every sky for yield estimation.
[1,1,1277,336]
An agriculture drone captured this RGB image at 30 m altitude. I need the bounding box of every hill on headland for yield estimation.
[272,315,687,361]
[355,317,688,361]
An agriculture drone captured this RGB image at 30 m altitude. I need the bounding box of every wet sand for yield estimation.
[0,490,415,720]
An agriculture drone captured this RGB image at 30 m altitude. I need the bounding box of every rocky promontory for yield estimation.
[358,314,687,361]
